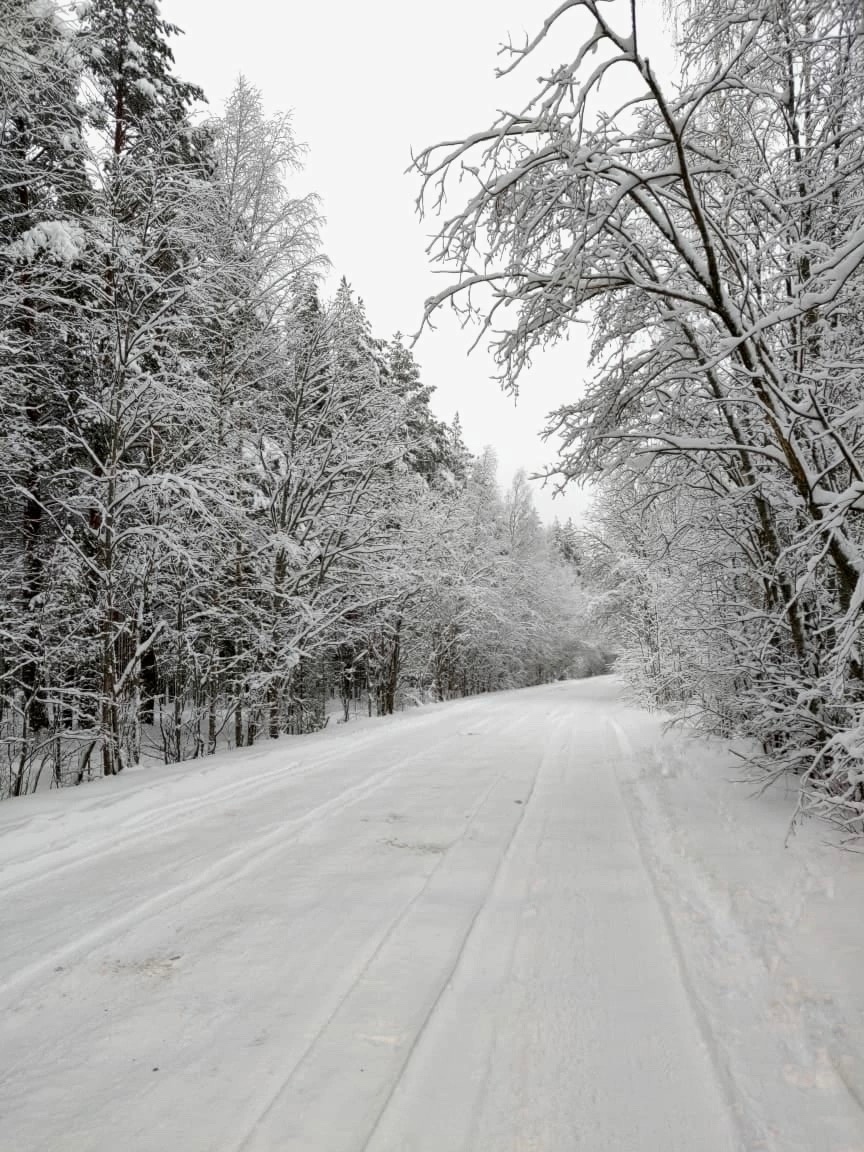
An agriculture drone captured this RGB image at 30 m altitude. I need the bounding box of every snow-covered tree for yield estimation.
[417,0,864,828]
[0,0,92,791]
[0,5,595,797]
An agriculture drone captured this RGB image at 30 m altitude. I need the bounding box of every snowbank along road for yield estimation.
[2,677,864,1151]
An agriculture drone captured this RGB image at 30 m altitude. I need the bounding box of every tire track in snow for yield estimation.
[609,715,864,1150]
[219,705,543,1152]
[0,757,306,890]
[457,714,576,1152]
[0,699,524,1011]
[0,707,463,891]
[0,741,450,1008]
[351,712,560,1152]
[605,716,747,1149]
[224,748,512,1152]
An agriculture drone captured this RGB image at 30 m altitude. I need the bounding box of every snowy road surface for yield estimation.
[2,678,864,1152]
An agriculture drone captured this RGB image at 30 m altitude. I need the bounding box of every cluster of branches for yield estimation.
[416,0,864,834]
[0,0,587,797]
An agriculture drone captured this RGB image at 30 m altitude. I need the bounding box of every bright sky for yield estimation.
[164,0,671,524]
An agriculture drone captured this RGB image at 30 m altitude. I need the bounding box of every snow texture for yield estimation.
[1,677,863,1151]
[7,219,85,263]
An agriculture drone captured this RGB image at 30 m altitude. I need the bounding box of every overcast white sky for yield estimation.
[164,0,670,523]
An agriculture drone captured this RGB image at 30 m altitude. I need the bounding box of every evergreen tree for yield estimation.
[79,0,204,158]
[0,0,91,790]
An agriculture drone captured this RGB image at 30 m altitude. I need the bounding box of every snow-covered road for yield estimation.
[2,678,864,1151]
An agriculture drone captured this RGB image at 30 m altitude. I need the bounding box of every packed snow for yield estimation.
[1,677,863,1151]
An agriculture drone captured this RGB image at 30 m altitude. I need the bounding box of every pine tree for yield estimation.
[383,335,448,483]
[79,0,204,159]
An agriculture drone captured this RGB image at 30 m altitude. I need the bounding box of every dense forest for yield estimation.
[12,0,863,836]
[417,0,864,833]
[0,0,594,796]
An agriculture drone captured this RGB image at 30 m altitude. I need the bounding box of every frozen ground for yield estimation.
[1,677,863,1151]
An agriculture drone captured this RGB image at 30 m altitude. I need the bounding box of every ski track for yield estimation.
[0,700,531,1114]
[354,713,556,1152]
[0,704,467,891]
[606,716,748,1148]
[1,756,395,1005]
[608,708,864,1152]
[457,719,573,1152]
[359,701,738,1152]
[0,706,511,1009]
[227,714,539,1152]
